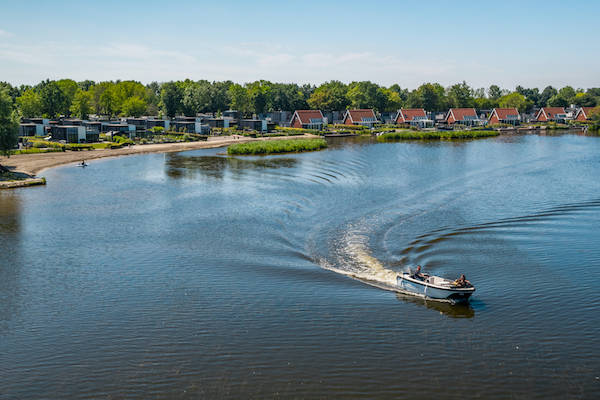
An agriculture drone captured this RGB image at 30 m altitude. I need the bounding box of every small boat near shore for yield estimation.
[396,271,475,302]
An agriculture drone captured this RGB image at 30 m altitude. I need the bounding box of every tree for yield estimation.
[516,86,540,107]
[78,80,95,91]
[16,89,42,118]
[474,96,496,110]
[589,106,600,121]
[113,81,147,114]
[227,83,250,115]
[99,85,117,117]
[160,81,182,118]
[498,92,532,112]
[447,81,474,108]
[210,81,232,112]
[346,81,385,110]
[573,92,597,107]
[247,81,272,114]
[539,86,558,107]
[488,85,503,100]
[0,88,19,168]
[547,94,569,107]
[407,83,447,111]
[557,86,576,105]
[307,80,349,112]
[56,79,79,116]
[69,90,93,119]
[37,80,69,118]
[380,87,403,111]
[121,96,147,117]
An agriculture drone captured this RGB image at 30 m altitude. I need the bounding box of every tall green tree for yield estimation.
[498,92,532,112]
[557,86,576,105]
[0,88,20,167]
[307,80,349,112]
[407,83,447,111]
[247,81,272,114]
[37,80,69,118]
[56,79,79,116]
[539,86,558,107]
[547,94,569,107]
[573,92,597,107]
[228,83,251,115]
[121,96,147,117]
[16,89,43,118]
[160,81,182,118]
[70,90,93,119]
[447,81,474,108]
[488,85,503,100]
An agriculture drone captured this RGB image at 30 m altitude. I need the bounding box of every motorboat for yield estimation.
[396,271,475,302]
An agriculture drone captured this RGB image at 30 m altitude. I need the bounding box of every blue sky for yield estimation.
[1,0,599,89]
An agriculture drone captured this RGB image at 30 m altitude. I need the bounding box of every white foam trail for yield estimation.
[318,225,400,286]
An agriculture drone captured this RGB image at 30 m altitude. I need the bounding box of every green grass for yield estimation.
[274,126,322,135]
[66,143,94,151]
[227,138,327,155]
[10,147,64,155]
[377,130,500,142]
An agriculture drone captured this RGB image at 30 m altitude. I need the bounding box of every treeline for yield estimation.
[1,79,599,119]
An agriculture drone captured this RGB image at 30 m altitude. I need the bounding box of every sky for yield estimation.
[0,0,599,90]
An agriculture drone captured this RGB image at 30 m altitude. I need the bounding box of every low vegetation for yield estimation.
[227,138,327,155]
[377,130,499,141]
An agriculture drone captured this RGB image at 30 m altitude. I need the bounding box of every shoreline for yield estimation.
[0,134,319,177]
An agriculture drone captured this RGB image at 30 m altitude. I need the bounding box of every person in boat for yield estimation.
[412,265,425,280]
[80,160,86,166]
[453,274,471,287]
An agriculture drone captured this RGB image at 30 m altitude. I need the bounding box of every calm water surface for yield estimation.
[1,134,600,399]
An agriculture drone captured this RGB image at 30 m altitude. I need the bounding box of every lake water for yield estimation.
[1,134,599,399]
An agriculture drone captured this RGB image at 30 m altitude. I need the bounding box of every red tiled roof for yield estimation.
[294,110,324,124]
[448,108,477,121]
[493,108,520,120]
[579,107,594,118]
[346,109,376,123]
[398,108,426,122]
[541,107,566,118]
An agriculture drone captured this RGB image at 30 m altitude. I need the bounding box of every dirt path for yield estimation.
[0,134,319,176]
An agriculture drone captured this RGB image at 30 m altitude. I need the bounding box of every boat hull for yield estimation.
[396,274,474,302]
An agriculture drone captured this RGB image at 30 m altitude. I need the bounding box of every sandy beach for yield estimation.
[0,134,319,176]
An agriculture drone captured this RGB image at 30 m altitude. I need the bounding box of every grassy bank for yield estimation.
[227,138,327,155]
[377,130,499,141]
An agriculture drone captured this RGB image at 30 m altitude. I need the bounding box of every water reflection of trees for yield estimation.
[0,191,23,332]
[165,154,298,180]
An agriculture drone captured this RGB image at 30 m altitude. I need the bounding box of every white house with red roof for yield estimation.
[342,109,378,128]
[290,110,326,130]
[535,107,567,122]
[394,108,433,128]
[444,108,484,126]
[574,107,595,121]
[488,108,521,125]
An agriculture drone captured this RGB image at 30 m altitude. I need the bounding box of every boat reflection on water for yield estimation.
[395,292,475,318]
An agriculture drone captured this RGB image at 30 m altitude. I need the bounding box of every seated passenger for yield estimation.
[453,274,471,287]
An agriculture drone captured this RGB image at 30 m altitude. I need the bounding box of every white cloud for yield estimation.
[0,29,14,37]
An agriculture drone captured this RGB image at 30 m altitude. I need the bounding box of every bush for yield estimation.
[227,138,327,155]
[331,124,366,131]
[66,143,93,151]
[377,130,499,141]
[275,126,321,134]
[113,135,135,145]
